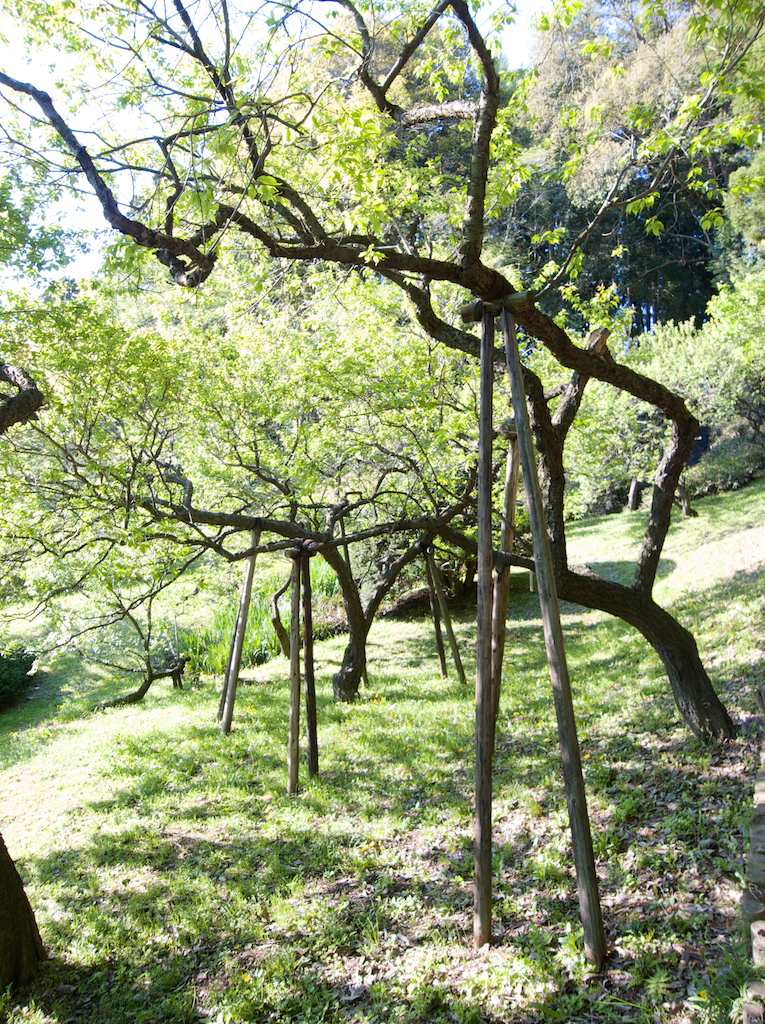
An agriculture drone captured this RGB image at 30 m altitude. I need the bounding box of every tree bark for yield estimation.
[270,577,291,658]
[627,478,641,511]
[0,365,44,990]
[516,354,734,744]
[677,480,697,518]
[96,674,154,710]
[441,518,737,744]
[0,831,44,990]
[559,569,736,740]
[95,657,188,711]
[321,546,369,701]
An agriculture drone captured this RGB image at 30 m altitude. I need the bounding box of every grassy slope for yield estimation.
[2,482,765,1024]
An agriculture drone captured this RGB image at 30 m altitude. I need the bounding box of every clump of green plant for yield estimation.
[182,593,281,674]
[0,641,35,709]
[182,559,343,676]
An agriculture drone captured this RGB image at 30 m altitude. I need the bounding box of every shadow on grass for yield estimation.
[9,558,765,1023]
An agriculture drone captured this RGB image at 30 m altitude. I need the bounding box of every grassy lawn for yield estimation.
[2,481,765,1023]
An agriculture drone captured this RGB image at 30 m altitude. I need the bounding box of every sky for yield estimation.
[503,0,551,69]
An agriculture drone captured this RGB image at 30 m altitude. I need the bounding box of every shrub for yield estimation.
[0,642,36,709]
[686,435,765,497]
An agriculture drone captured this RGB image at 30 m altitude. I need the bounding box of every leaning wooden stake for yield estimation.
[425,550,448,678]
[426,550,466,687]
[473,307,495,949]
[220,529,260,734]
[301,550,319,777]
[217,603,241,720]
[490,431,520,728]
[287,549,302,795]
[501,309,606,969]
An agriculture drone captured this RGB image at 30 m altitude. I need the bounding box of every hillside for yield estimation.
[2,481,765,1024]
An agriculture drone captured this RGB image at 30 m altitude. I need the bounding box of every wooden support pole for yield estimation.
[473,307,495,949]
[425,550,448,678]
[302,551,319,777]
[287,549,302,795]
[501,309,606,969]
[490,433,520,727]
[217,602,241,720]
[220,529,260,735]
[426,550,466,687]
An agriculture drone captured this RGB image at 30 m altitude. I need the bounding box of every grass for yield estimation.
[2,480,765,1023]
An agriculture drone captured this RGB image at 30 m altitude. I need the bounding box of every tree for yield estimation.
[0,151,77,993]
[0,279,479,700]
[50,551,199,710]
[505,0,748,331]
[0,359,45,990]
[0,0,753,738]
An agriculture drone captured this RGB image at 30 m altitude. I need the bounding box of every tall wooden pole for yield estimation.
[490,433,520,727]
[287,549,302,795]
[220,530,260,734]
[501,309,606,968]
[474,308,495,949]
[425,550,448,678]
[426,550,466,687]
[217,602,241,720]
[302,550,319,777]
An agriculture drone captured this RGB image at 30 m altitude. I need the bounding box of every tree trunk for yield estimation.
[627,478,641,511]
[441,516,737,744]
[95,674,154,710]
[270,577,291,658]
[0,832,44,990]
[560,569,736,740]
[332,631,368,701]
[320,546,369,701]
[677,481,698,518]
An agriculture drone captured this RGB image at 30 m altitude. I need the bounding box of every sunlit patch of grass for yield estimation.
[2,480,765,1022]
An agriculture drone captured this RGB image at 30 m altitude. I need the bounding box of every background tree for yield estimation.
[0,169,64,992]
[1,0,753,736]
[0,362,45,989]
[0,271,481,699]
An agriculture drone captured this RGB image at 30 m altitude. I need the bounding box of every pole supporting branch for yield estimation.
[500,308,606,968]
